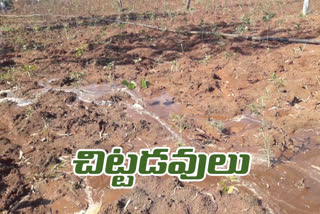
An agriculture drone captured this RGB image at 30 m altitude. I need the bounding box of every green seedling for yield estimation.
[70,71,86,81]
[171,114,187,133]
[170,60,177,72]
[200,53,211,65]
[262,12,275,22]
[260,121,273,168]
[141,78,150,89]
[121,80,137,90]
[134,58,142,64]
[70,70,87,86]
[0,67,16,83]
[236,24,248,34]
[248,103,260,115]
[224,52,236,59]
[240,15,251,25]
[175,139,185,148]
[270,72,277,82]
[75,44,88,58]
[209,119,224,133]
[270,73,285,92]
[218,176,240,195]
[106,71,115,83]
[103,61,115,70]
[25,106,34,120]
[248,96,266,115]
[22,64,36,77]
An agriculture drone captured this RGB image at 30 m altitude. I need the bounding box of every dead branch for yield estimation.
[112,19,320,45]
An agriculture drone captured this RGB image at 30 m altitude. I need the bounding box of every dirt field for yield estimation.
[1,0,320,213]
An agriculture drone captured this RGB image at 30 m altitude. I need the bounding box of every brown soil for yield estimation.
[1,0,320,213]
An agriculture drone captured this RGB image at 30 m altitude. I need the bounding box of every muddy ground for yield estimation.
[1,0,320,213]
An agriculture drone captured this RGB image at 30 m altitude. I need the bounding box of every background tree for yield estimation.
[186,0,191,9]
[302,0,310,15]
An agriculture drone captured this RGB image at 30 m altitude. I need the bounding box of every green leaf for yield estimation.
[228,185,235,194]
[121,80,129,87]
[230,176,238,182]
[122,80,136,90]
[141,78,150,89]
[218,179,226,186]
[127,81,136,90]
[222,186,227,194]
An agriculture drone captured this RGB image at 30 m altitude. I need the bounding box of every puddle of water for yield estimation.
[223,113,262,136]
[68,84,123,105]
[6,80,184,143]
[145,93,182,119]
[232,132,320,213]
[0,90,33,107]
[244,145,320,214]
[199,113,320,214]
[74,178,102,214]
[292,128,320,143]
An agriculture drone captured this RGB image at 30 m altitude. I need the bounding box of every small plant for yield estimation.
[270,72,277,82]
[248,103,260,115]
[103,61,115,70]
[22,64,36,77]
[1,25,16,32]
[270,72,285,92]
[25,106,34,120]
[75,44,88,58]
[235,24,248,34]
[224,52,236,59]
[278,77,284,86]
[133,57,142,64]
[262,12,276,22]
[240,15,251,25]
[236,15,250,34]
[248,97,266,115]
[33,25,39,31]
[299,45,306,52]
[200,53,211,65]
[209,119,224,133]
[175,139,185,148]
[259,96,266,109]
[0,67,16,84]
[152,56,163,67]
[260,121,273,168]
[106,72,115,84]
[41,120,51,143]
[179,42,185,54]
[170,60,177,72]
[121,80,137,90]
[70,70,87,86]
[141,78,150,89]
[171,114,187,133]
[218,176,240,195]
[22,44,28,51]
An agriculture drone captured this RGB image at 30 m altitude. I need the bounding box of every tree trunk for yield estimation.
[117,0,123,12]
[302,0,310,15]
[186,0,191,9]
